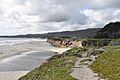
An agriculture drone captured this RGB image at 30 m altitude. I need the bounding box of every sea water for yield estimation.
[0,38,55,71]
[0,38,47,45]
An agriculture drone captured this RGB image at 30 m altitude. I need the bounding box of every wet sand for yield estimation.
[0,40,70,80]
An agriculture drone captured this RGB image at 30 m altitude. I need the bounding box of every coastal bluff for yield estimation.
[47,38,120,47]
[47,38,82,48]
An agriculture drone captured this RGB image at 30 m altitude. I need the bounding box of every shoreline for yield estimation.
[0,40,70,80]
[0,41,69,60]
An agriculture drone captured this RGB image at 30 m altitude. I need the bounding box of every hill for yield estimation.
[0,28,101,38]
[95,22,120,38]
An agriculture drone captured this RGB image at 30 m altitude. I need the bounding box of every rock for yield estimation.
[47,38,82,48]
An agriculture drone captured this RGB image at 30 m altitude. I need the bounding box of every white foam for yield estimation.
[0,38,47,45]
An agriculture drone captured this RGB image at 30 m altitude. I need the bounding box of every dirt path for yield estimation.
[70,58,100,80]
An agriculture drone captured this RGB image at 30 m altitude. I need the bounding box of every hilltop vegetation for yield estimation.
[81,39,111,47]
[95,22,120,38]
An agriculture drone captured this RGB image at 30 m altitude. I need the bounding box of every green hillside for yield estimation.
[90,46,120,80]
[95,22,120,38]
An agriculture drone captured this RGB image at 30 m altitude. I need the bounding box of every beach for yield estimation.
[0,38,70,80]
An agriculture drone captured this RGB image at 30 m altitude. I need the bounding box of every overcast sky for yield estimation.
[0,0,120,35]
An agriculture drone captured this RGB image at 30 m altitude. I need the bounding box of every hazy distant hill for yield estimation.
[95,22,120,38]
[43,28,101,38]
[0,28,101,38]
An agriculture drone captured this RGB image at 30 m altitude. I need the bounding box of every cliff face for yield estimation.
[95,22,120,38]
[48,38,120,47]
[47,38,82,48]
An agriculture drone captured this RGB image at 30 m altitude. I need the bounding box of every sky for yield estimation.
[0,0,120,35]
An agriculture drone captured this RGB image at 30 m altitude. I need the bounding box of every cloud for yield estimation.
[0,0,120,35]
[83,8,120,29]
[91,0,120,9]
[70,12,88,25]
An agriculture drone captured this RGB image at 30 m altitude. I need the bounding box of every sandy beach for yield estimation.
[0,38,70,80]
[0,40,69,60]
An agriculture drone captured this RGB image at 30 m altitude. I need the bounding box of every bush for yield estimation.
[82,39,111,47]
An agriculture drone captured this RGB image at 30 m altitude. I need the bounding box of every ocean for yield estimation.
[0,38,55,71]
[0,38,47,45]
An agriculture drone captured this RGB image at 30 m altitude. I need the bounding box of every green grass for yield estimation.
[90,47,120,80]
[19,47,85,80]
[63,47,87,57]
[19,45,120,80]
[19,57,77,80]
